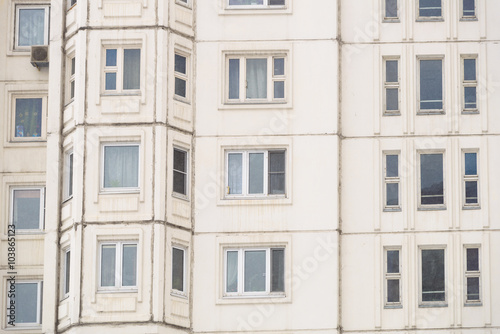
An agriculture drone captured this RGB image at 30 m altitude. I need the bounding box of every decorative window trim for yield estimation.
[174,50,191,103]
[462,149,480,209]
[171,245,188,297]
[417,150,446,210]
[98,241,138,292]
[464,245,481,305]
[416,0,444,21]
[461,55,478,114]
[14,4,50,51]
[384,247,402,308]
[10,94,47,142]
[383,0,399,22]
[383,151,401,211]
[6,280,43,328]
[460,0,477,20]
[417,56,445,115]
[383,57,400,116]
[10,186,45,232]
[100,142,141,193]
[419,246,447,307]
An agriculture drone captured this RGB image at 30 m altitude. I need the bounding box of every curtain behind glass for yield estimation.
[101,245,116,286]
[228,153,242,194]
[123,49,141,90]
[13,189,41,229]
[12,283,38,323]
[18,9,45,46]
[244,250,266,292]
[103,146,139,188]
[15,98,42,137]
[226,251,238,292]
[246,59,267,99]
[122,244,137,286]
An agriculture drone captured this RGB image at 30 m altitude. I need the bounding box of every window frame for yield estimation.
[63,150,74,201]
[101,46,142,95]
[98,241,138,291]
[225,149,286,199]
[383,0,399,21]
[67,55,76,103]
[461,55,478,114]
[226,0,286,10]
[383,151,401,211]
[11,94,47,142]
[223,246,286,298]
[174,51,190,103]
[416,0,443,21]
[460,0,476,20]
[14,4,50,51]
[225,53,288,104]
[10,186,45,232]
[462,149,480,209]
[384,247,402,308]
[383,57,400,115]
[417,56,445,115]
[62,248,71,299]
[7,280,43,327]
[171,245,187,297]
[464,245,481,305]
[417,151,446,210]
[173,147,189,198]
[100,142,140,193]
[419,246,447,307]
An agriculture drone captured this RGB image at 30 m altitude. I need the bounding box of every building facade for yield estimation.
[0,0,497,334]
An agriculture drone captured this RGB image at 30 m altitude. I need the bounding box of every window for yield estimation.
[63,248,71,297]
[226,150,286,197]
[172,246,186,295]
[384,0,398,20]
[462,56,478,113]
[418,0,442,19]
[173,148,188,196]
[103,47,141,93]
[224,247,285,297]
[14,5,50,50]
[174,53,189,100]
[64,150,74,200]
[101,143,139,191]
[69,57,76,101]
[14,97,45,139]
[99,242,137,290]
[383,152,400,210]
[384,248,401,306]
[463,151,479,207]
[461,0,475,18]
[11,188,44,231]
[227,0,285,9]
[418,58,444,113]
[7,281,42,327]
[226,54,286,103]
[419,153,444,208]
[69,0,77,7]
[420,248,446,305]
[464,247,480,304]
[384,58,400,115]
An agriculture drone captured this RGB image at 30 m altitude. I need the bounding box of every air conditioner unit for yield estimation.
[30,45,49,67]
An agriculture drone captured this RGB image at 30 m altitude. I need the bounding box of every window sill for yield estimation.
[175,0,192,9]
[172,192,190,202]
[171,291,188,299]
[464,301,482,307]
[383,112,401,116]
[383,18,400,23]
[384,207,402,212]
[101,92,141,97]
[416,17,444,22]
[219,195,291,206]
[462,205,480,210]
[417,205,446,211]
[6,325,42,330]
[99,188,140,195]
[220,101,292,110]
[218,293,289,305]
[419,302,448,308]
[97,289,138,294]
[62,195,73,204]
[417,110,445,115]
[221,7,291,15]
[384,304,403,309]
[462,110,479,115]
[174,96,191,105]
[460,17,478,22]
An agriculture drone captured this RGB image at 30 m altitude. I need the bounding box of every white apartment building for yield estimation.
[0,0,497,334]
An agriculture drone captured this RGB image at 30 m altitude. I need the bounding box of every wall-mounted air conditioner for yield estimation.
[30,45,49,67]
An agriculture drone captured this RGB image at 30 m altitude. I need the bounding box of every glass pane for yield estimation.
[271,249,285,292]
[465,181,478,204]
[386,88,399,111]
[464,87,477,109]
[386,60,398,82]
[101,245,116,287]
[387,250,399,273]
[467,277,480,300]
[173,149,187,195]
[13,189,41,230]
[174,148,187,172]
[106,49,117,66]
[385,0,398,18]
[173,172,186,195]
[65,251,71,294]
[274,81,285,99]
[387,279,400,303]
[464,153,477,175]
[105,73,116,90]
[419,0,442,17]
[244,250,266,292]
[466,248,479,271]
[421,249,445,302]
[464,59,476,81]
[420,154,444,205]
[269,151,286,195]
[226,251,238,293]
[15,98,42,138]
[269,0,285,5]
[68,153,74,197]
[229,0,264,5]
[175,54,187,74]
[228,153,242,194]
[122,244,137,286]
[386,155,399,177]
[70,80,75,99]
[123,49,141,90]
[420,59,443,110]
[18,8,45,46]
[246,58,267,99]
[172,248,185,291]
[228,59,240,99]
[175,78,187,97]
[71,57,76,75]
[248,153,264,194]
[103,145,139,188]
[274,58,285,76]
[463,0,475,16]
[386,183,399,206]
[12,283,38,323]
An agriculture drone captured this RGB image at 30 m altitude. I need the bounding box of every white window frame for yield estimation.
[14,5,50,51]
[416,0,443,21]
[225,149,286,198]
[101,46,142,95]
[464,245,481,305]
[67,55,76,103]
[462,149,479,209]
[10,187,45,232]
[176,0,190,8]
[62,247,71,299]
[383,57,400,115]
[384,247,402,307]
[419,246,447,307]
[100,142,140,193]
[173,147,189,198]
[226,0,286,10]
[171,245,187,296]
[417,56,445,114]
[11,94,47,142]
[383,0,399,21]
[461,55,478,114]
[417,151,446,210]
[383,151,401,211]
[460,0,476,20]
[98,241,138,291]
[223,247,285,297]
[63,150,74,201]
[6,280,43,328]
[225,53,288,104]
[174,51,190,103]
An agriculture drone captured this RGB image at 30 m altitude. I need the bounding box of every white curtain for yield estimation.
[123,49,141,90]
[226,251,238,292]
[228,153,242,194]
[18,9,45,46]
[104,146,139,188]
[246,59,267,99]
